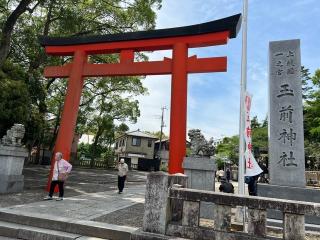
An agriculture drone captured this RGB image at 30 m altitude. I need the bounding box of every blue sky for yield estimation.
[127,0,320,140]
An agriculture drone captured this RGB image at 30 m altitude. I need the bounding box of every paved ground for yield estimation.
[0,165,147,208]
[0,165,242,209]
[0,165,236,228]
[0,165,151,231]
[1,166,319,240]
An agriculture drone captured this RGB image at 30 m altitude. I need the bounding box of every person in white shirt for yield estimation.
[117,158,128,194]
[44,152,72,201]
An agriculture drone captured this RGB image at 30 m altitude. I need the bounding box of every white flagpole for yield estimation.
[236,0,248,229]
[238,0,248,197]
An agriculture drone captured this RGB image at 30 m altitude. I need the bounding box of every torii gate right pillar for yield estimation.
[169,43,188,174]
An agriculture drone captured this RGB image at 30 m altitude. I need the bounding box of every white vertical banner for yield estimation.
[244,92,263,176]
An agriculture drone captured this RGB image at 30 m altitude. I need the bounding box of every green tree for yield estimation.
[251,125,268,150]
[145,131,168,139]
[261,115,268,128]
[0,61,30,136]
[215,135,239,165]
[301,66,313,99]
[251,116,260,129]
[303,68,320,169]
[0,0,162,164]
[116,123,129,134]
[0,0,35,67]
[304,69,320,140]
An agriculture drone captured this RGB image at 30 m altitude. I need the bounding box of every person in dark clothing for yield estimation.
[245,175,259,196]
[219,177,234,193]
[226,168,231,182]
[117,158,128,194]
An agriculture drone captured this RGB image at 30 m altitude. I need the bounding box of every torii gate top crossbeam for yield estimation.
[39,14,241,55]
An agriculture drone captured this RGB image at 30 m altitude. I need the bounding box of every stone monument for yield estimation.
[183,129,216,219]
[268,39,305,186]
[0,124,28,193]
[258,39,320,225]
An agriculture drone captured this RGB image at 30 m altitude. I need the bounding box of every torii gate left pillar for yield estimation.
[40,14,241,190]
[169,43,188,173]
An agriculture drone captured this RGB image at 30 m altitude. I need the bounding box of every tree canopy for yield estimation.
[303,68,320,169]
[0,0,162,163]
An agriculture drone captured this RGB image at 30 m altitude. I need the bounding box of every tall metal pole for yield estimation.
[238,0,248,197]
[236,0,248,228]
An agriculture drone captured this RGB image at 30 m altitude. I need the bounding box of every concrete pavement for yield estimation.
[0,165,242,225]
[2,186,145,221]
[0,166,147,239]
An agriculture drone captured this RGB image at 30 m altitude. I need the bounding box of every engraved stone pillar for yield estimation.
[248,208,267,237]
[259,39,320,225]
[269,39,305,187]
[284,213,305,240]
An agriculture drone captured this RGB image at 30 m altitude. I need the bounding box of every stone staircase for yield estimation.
[0,209,137,240]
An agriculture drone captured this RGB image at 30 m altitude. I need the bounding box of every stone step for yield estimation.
[0,237,20,240]
[0,209,137,240]
[0,220,105,240]
[132,229,189,240]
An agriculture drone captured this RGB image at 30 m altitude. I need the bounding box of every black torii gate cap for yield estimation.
[39,14,242,46]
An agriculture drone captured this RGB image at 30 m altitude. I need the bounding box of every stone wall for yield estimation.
[134,172,320,240]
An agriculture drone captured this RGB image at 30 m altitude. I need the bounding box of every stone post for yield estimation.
[183,156,216,219]
[213,204,232,231]
[142,172,187,235]
[182,201,200,227]
[284,213,305,240]
[0,124,27,193]
[247,208,267,237]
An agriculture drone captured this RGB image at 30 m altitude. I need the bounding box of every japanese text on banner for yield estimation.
[244,92,263,176]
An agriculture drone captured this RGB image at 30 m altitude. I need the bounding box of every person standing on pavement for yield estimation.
[217,169,225,182]
[245,175,259,196]
[117,158,128,194]
[44,152,72,201]
[226,167,231,182]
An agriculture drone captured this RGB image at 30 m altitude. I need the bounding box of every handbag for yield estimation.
[57,161,67,181]
[245,176,251,184]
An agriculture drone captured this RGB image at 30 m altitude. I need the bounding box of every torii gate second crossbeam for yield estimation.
[40,14,241,190]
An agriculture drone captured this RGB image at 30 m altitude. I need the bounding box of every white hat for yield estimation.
[120,158,125,163]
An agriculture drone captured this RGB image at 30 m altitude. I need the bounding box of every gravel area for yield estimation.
[93,203,145,228]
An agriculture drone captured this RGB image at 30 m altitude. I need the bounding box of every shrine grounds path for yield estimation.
[0,166,147,208]
[0,165,232,228]
[1,166,320,240]
[0,166,149,228]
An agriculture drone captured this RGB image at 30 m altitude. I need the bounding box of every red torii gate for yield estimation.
[40,14,241,190]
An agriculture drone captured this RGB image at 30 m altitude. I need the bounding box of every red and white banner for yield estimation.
[244,92,263,177]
